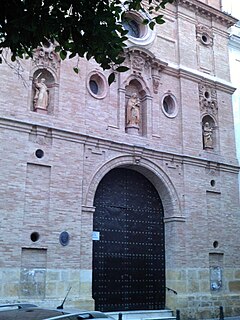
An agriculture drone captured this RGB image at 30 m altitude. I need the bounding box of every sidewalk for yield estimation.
[207,317,240,320]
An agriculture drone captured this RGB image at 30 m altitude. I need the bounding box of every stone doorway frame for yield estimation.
[81,155,184,310]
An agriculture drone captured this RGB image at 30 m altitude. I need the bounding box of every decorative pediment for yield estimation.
[125,47,168,94]
[32,41,60,74]
[126,47,167,73]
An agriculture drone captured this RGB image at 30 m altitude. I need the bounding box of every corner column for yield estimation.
[78,205,96,310]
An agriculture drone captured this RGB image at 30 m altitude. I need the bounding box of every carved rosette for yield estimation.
[196,24,214,47]
[132,56,146,72]
[199,84,218,116]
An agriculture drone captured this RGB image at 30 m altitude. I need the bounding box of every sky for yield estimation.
[221,0,240,19]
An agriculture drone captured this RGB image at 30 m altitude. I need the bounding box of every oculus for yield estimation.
[87,72,108,99]
[35,149,44,159]
[123,12,156,47]
[161,93,178,118]
[30,232,40,242]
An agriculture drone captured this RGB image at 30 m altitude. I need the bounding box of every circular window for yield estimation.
[30,232,40,242]
[123,18,140,38]
[210,180,216,187]
[202,35,208,43]
[213,241,219,248]
[201,33,211,45]
[89,80,98,95]
[162,94,178,118]
[204,91,210,99]
[123,12,156,47]
[87,72,107,99]
[35,149,44,159]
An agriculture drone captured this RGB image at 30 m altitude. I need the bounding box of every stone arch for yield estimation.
[122,73,151,96]
[84,155,182,219]
[81,156,185,308]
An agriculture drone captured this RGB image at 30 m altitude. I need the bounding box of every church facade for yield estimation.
[0,0,239,319]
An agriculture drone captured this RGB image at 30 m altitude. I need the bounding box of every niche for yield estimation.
[202,115,216,150]
[125,79,148,136]
[31,69,55,114]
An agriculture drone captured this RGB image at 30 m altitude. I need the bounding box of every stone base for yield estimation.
[126,125,139,135]
[34,106,48,114]
[69,298,95,310]
[204,146,214,150]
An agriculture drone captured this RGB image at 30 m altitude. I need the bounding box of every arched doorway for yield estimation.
[92,168,165,312]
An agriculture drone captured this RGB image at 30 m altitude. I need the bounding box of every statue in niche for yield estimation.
[126,93,141,127]
[203,121,213,148]
[33,73,49,110]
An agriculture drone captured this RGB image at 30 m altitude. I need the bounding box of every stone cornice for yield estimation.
[175,0,238,28]
[163,62,236,94]
[0,117,239,174]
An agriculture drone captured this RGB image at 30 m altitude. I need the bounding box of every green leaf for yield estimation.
[142,19,149,25]
[155,15,165,24]
[69,52,76,59]
[108,72,115,85]
[0,0,171,70]
[149,21,155,30]
[60,50,67,60]
[73,67,79,74]
[116,66,129,72]
[114,56,126,64]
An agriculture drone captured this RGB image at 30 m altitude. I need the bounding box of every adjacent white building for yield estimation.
[222,0,240,190]
[229,22,240,161]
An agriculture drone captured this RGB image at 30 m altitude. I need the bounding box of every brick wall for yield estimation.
[0,1,239,318]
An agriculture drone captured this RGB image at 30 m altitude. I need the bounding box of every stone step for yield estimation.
[143,316,176,320]
[107,310,176,320]
[143,318,176,320]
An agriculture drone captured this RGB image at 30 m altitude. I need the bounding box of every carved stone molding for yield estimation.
[176,0,238,28]
[32,41,60,74]
[196,24,213,47]
[132,55,146,71]
[127,47,167,72]
[128,49,152,76]
[199,83,218,116]
[152,77,160,94]
[205,162,220,176]
[126,47,168,94]
[29,125,53,145]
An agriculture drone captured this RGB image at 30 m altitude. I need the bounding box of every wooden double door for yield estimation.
[93,168,165,311]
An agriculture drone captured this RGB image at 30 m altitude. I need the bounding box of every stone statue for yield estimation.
[126,93,140,127]
[33,74,49,110]
[203,122,213,148]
